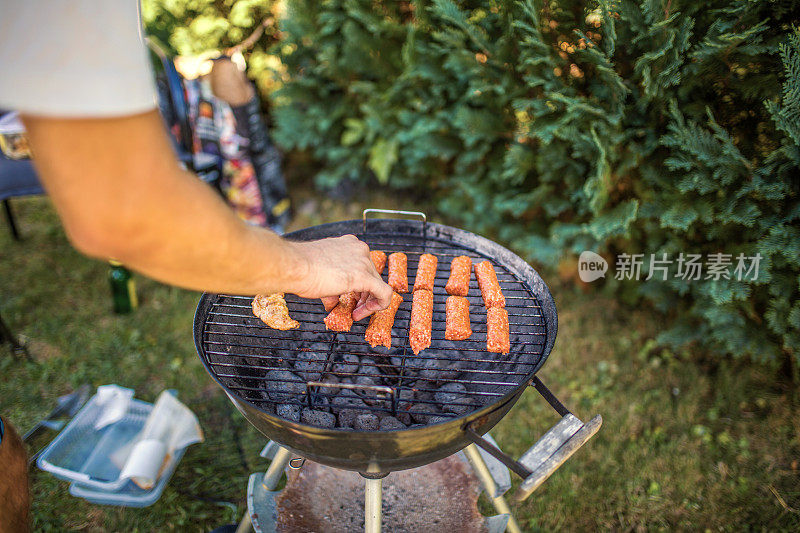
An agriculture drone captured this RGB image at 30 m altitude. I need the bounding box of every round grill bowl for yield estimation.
[194,218,558,473]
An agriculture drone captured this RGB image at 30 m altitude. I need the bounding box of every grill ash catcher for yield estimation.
[194,209,602,532]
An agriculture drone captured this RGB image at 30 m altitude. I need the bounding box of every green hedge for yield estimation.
[271,0,799,364]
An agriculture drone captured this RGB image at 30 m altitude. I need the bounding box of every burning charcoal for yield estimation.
[360,357,379,371]
[434,382,467,404]
[270,339,300,362]
[337,408,361,428]
[443,397,477,416]
[379,416,407,430]
[332,353,360,375]
[355,375,379,388]
[331,389,366,409]
[416,354,460,384]
[301,409,336,428]
[309,394,330,410]
[316,376,340,397]
[353,413,380,431]
[293,351,327,381]
[396,387,415,410]
[261,370,306,402]
[277,404,301,422]
[409,403,439,424]
[407,381,434,403]
[389,356,405,368]
[306,341,330,353]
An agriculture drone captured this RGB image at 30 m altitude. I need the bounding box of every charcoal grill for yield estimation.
[194,209,601,527]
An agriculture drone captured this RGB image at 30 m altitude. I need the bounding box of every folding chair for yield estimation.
[0,151,44,240]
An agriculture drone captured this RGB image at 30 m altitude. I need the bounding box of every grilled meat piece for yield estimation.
[252,293,300,330]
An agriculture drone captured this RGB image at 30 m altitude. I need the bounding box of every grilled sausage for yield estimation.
[475,261,505,308]
[365,292,404,348]
[486,307,510,354]
[445,296,472,341]
[413,253,438,292]
[445,256,472,296]
[409,289,434,354]
[388,252,409,293]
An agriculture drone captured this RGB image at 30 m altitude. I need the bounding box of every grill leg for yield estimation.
[261,446,292,491]
[234,446,293,533]
[464,444,522,533]
[234,513,252,533]
[364,476,382,533]
[3,199,20,241]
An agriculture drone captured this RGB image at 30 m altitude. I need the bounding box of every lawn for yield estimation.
[1,192,798,531]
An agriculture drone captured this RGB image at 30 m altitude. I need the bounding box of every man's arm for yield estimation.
[22,110,391,319]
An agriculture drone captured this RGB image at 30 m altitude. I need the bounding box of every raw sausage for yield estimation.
[323,292,359,332]
[371,250,387,275]
[445,296,472,341]
[409,289,433,354]
[475,261,505,308]
[324,249,387,327]
[388,252,408,293]
[445,256,472,296]
[365,292,404,348]
[486,307,510,354]
[413,254,438,292]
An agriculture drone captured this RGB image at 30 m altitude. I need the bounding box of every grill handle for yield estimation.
[464,376,602,502]
[362,208,427,233]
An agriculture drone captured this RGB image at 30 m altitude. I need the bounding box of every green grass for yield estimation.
[2,195,799,531]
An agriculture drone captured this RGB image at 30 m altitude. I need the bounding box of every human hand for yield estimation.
[288,235,393,320]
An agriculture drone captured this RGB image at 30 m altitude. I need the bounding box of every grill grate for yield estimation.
[200,232,547,426]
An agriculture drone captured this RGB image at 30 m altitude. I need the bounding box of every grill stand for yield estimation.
[237,436,516,532]
[463,444,521,533]
[364,475,382,533]
[465,376,603,502]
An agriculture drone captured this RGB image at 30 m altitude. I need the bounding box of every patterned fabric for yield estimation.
[184,78,269,226]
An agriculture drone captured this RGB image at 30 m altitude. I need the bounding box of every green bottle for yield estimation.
[109,261,138,314]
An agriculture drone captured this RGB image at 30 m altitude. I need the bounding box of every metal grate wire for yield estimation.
[200,232,547,424]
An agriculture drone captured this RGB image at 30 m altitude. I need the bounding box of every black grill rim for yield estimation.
[193,218,558,433]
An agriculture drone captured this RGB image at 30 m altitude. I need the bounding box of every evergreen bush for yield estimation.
[271,0,799,364]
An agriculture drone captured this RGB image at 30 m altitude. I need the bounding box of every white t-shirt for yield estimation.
[0,0,157,117]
